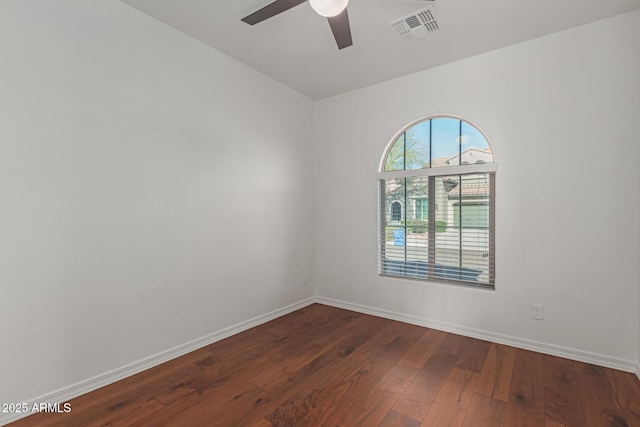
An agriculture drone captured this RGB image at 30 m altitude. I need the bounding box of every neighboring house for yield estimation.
[443,148,492,230]
[385,147,491,229]
[445,147,493,166]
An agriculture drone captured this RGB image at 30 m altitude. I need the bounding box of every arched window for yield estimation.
[378,115,497,288]
[390,201,402,222]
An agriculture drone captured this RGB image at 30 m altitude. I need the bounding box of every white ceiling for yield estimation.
[120,0,640,99]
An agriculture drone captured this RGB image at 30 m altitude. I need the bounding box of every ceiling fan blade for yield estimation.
[242,0,308,25]
[327,9,352,50]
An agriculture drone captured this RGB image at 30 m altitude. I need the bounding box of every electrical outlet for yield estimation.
[531,304,544,320]
[302,274,309,287]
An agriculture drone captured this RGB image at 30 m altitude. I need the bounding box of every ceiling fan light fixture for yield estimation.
[309,0,349,17]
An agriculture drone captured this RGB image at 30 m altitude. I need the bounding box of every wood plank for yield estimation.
[83,395,165,427]
[266,364,416,427]
[263,385,319,426]
[254,317,411,427]
[455,338,492,373]
[290,377,359,427]
[378,410,421,427]
[339,364,418,426]
[251,347,376,422]
[334,315,392,359]
[14,356,206,427]
[138,380,262,426]
[503,349,545,427]
[544,420,566,427]
[436,333,474,358]
[151,334,292,406]
[325,319,424,384]
[256,352,356,425]
[260,303,353,339]
[392,350,457,420]
[216,315,411,426]
[461,393,506,427]
[392,332,482,421]
[319,331,423,426]
[543,355,586,426]
[476,343,516,402]
[202,330,286,363]
[606,369,640,426]
[142,307,361,426]
[573,361,629,427]
[248,311,376,390]
[398,328,447,370]
[421,367,480,426]
[177,308,365,409]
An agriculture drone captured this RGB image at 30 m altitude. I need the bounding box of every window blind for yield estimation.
[379,172,495,288]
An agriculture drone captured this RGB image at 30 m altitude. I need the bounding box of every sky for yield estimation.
[410,117,490,160]
[385,117,492,171]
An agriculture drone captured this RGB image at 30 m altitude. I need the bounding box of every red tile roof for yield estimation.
[448,182,489,196]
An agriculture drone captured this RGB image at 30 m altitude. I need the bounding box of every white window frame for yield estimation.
[378,114,498,289]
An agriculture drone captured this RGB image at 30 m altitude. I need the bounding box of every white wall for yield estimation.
[315,10,640,368]
[0,0,314,405]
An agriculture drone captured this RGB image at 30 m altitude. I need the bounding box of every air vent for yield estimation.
[389,6,439,41]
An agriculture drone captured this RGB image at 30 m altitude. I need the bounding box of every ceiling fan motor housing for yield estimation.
[309,0,349,17]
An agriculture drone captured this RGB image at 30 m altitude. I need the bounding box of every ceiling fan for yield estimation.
[242,0,437,51]
[242,0,354,50]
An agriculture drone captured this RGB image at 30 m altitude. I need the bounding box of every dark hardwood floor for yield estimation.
[8,304,640,426]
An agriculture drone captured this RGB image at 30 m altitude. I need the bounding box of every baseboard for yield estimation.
[0,297,315,427]
[315,296,639,375]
